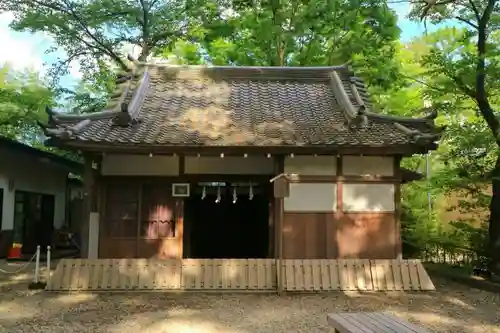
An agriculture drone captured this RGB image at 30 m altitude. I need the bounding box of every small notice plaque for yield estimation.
[172,183,190,197]
[273,177,290,198]
[270,173,295,198]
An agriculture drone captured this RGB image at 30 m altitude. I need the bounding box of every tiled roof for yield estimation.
[39,59,442,150]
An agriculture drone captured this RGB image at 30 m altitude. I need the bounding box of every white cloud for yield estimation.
[0,12,83,85]
[0,12,48,71]
[67,61,82,79]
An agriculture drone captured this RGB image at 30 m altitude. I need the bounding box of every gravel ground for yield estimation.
[0,260,499,333]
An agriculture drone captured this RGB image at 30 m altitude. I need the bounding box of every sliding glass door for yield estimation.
[13,191,55,254]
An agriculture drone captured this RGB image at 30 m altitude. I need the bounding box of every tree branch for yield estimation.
[401,73,471,97]
[467,0,481,22]
[53,51,87,77]
[60,0,129,70]
[455,16,478,29]
[449,74,476,98]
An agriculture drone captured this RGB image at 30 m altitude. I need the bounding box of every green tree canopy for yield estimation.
[409,0,500,271]
[0,64,54,143]
[1,0,402,91]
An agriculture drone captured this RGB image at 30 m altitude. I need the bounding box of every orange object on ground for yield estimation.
[7,242,22,259]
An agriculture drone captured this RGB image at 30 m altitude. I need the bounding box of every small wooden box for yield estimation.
[273,177,290,198]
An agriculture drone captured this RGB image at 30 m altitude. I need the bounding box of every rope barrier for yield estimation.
[0,252,38,274]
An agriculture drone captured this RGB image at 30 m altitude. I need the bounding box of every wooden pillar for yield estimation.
[327,155,343,259]
[273,155,285,294]
[394,156,403,260]
[82,154,99,259]
[175,199,184,259]
[135,183,143,258]
[178,155,187,259]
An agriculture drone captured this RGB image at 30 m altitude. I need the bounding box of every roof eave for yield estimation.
[45,138,439,157]
[0,136,82,173]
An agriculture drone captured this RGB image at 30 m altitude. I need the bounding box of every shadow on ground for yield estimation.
[0,272,498,333]
[425,263,500,294]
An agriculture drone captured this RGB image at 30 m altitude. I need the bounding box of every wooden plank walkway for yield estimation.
[45,259,435,292]
[327,312,429,333]
[283,259,434,291]
[46,259,276,291]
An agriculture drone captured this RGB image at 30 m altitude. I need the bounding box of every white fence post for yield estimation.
[34,245,40,283]
[46,246,51,286]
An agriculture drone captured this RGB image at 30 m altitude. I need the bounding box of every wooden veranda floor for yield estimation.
[45,258,435,292]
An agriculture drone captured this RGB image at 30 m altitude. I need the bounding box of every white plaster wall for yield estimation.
[284,183,337,212]
[342,156,394,176]
[0,148,68,231]
[101,154,179,176]
[342,183,395,212]
[284,156,337,176]
[185,156,274,174]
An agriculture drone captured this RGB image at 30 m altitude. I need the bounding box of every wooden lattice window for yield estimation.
[105,183,138,238]
[140,184,176,238]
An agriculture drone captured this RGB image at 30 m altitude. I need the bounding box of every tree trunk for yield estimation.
[489,154,500,273]
[138,45,150,62]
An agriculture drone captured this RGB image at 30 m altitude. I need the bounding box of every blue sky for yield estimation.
[0,3,442,89]
[0,12,81,89]
[391,2,442,41]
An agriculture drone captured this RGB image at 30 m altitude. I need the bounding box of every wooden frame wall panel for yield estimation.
[101,154,179,176]
[284,183,337,212]
[184,156,274,174]
[284,156,337,175]
[342,156,394,176]
[98,179,185,259]
[282,154,337,261]
[282,213,329,259]
[136,183,183,258]
[342,183,396,212]
[335,213,397,259]
[100,181,140,258]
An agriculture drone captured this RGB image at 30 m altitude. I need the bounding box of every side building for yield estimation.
[0,137,82,257]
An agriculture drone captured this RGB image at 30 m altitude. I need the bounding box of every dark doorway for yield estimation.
[0,189,3,230]
[14,191,55,254]
[184,182,270,259]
